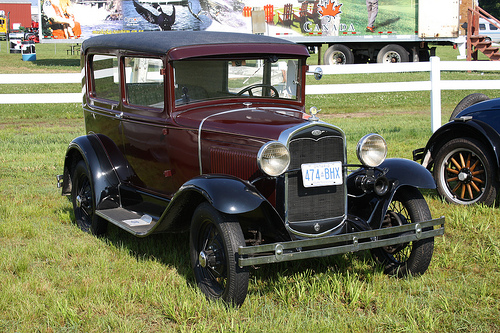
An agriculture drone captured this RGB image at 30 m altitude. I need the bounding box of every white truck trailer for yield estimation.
[131,0,469,64]
[40,0,470,64]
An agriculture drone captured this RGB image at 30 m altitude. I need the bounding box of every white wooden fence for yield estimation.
[2,57,500,132]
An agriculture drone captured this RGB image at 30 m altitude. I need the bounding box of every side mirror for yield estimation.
[308,67,323,80]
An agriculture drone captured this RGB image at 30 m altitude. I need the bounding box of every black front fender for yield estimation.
[380,158,436,190]
[154,174,280,234]
[418,120,500,177]
[180,174,270,214]
[348,158,434,229]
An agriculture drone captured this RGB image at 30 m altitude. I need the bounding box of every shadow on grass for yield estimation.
[74,215,380,298]
[35,59,80,67]
[103,223,193,282]
[376,17,401,29]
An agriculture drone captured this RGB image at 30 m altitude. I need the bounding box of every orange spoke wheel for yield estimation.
[433,138,497,205]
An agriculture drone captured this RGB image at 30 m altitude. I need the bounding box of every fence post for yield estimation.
[430,56,441,133]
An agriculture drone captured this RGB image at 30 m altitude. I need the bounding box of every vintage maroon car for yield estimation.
[57,31,444,306]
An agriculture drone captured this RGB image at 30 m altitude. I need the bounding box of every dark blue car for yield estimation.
[414,93,500,205]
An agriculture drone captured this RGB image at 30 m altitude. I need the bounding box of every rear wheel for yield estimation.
[190,202,249,306]
[71,160,107,235]
[377,44,409,63]
[371,187,434,277]
[323,44,354,65]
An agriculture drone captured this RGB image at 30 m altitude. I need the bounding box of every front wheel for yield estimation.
[371,187,434,277]
[433,137,497,205]
[189,202,249,306]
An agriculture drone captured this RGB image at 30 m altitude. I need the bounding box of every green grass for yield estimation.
[0,41,80,73]
[1,43,500,332]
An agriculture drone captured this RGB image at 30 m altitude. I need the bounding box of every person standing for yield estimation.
[366,0,378,33]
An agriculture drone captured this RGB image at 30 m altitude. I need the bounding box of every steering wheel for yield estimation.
[237,84,279,98]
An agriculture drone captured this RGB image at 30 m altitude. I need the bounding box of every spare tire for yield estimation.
[450,93,490,121]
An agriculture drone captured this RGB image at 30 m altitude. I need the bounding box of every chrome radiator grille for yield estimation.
[286,126,346,235]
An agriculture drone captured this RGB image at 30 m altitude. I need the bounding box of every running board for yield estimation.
[96,208,158,236]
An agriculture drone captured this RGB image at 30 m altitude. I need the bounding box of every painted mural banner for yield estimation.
[39,0,417,42]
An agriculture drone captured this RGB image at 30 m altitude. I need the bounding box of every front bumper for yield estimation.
[238,217,444,267]
[412,147,425,162]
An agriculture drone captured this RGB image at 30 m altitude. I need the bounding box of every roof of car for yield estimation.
[82,31,309,60]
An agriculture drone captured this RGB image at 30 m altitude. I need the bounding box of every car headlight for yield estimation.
[356,134,387,167]
[257,141,290,177]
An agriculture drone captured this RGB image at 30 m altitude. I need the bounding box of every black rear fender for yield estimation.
[62,134,129,210]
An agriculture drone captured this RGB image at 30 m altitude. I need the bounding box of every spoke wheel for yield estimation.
[371,187,434,277]
[71,160,107,235]
[434,138,497,205]
[190,202,248,306]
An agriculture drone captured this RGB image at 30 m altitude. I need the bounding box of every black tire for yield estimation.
[433,137,497,205]
[377,44,409,63]
[449,93,489,121]
[189,202,249,306]
[323,44,354,65]
[71,160,108,235]
[371,187,434,277]
[418,49,430,62]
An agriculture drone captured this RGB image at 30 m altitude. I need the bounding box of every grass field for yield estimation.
[1,41,500,332]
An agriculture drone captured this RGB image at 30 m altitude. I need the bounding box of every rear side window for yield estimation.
[92,55,119,102]
[125,57,164,109]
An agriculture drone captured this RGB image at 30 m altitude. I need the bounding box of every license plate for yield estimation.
[301,161,343,188]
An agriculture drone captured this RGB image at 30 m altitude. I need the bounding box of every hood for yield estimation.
[174,104,309,142]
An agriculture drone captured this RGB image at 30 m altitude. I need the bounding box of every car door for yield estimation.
[120,56,179,196]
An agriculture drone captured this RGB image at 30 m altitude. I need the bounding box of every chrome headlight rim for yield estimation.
[257,141,291,177]
[356,133,387,167]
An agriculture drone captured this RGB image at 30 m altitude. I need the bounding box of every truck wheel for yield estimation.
[71,160,108,235]
[190,202,249,306]
[449,93,489,121]
[433,138,497,205]
[371,187,434,277]
[323,44,354,65]
[377,44,409,63]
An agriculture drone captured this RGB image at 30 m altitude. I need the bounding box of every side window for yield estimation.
[490,24,498,31]
[479,23,486,30]
[125,57,164,109]
[92,54,119,102]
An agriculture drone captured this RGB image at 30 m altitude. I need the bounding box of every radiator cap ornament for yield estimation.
[309,107,321,122]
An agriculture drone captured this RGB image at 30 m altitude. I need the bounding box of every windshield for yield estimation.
[173,57,301,106]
